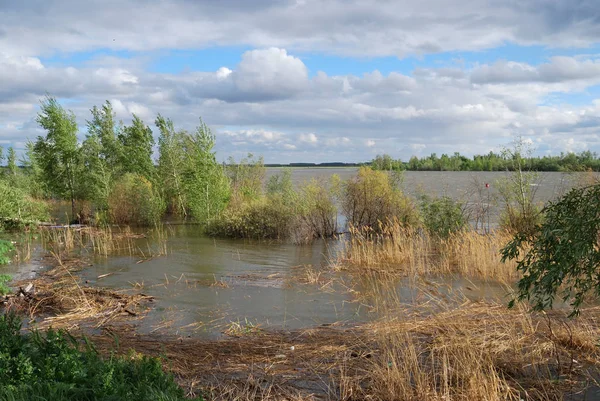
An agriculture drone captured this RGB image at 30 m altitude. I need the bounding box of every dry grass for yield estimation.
[337,221,519,282]
[84,298,600,401]
[39,224,170,262]
[362,301,600,401]
[3,257,153,329]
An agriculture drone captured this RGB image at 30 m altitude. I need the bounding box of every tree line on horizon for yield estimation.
[370,150,600,172]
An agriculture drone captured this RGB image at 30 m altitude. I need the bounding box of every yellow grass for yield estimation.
[338,221,519,281]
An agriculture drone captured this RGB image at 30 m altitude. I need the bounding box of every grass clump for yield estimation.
[107,173,165,226]
[0,312,202,401]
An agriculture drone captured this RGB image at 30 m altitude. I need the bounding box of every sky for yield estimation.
[2,0,600,163]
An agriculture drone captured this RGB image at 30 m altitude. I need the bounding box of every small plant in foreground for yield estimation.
[0,312,203,401]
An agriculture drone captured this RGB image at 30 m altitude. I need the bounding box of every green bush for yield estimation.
[341,167,419,230]
[0,313,202,401]
[0,274,11,295]
[293,177,340,243]
[108,173,165,226]
[207,195,294,240]
[419,195,469,238]
[501,184,600,316]
[0,180,49,230]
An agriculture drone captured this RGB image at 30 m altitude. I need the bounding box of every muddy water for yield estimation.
[12,170,594,337]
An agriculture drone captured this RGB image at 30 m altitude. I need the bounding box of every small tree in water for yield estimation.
[501,183,600,316]
[34,96,80,221]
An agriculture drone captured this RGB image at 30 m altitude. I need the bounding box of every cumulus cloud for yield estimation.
[4,50,600,162]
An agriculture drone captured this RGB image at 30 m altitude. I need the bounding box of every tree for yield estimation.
[6,147,16,177]
[88,101,122,172]
[181,119,230,223]
[118,114,155,181]
[81,102,122,209]
[501,184,600,317]
[156,114,187,217]
[34,96,80,220]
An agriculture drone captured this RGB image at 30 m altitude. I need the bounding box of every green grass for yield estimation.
[0,313,203,401]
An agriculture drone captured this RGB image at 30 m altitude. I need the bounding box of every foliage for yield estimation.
[108,173,165,226]
[0,239,14,265]
[0,180,49,229]
[419,195,468,238]
[371,154,405,171]
[207,195,294,240]
[0,312,202,401]
[156,114,188,217]
[118,114,155,182]
[80,101,122,210]
[0,274,10,295]
[181,120,230,223]
[496,137,543,235]
[227,154,265,203]
[372,150,600,172]
[342,167,419,230]
[266,168,295,198]
[34,96,80,219]
[501,184,600,316]
[293,176,340,243]
[6,147,17,177]
[21,141,48,199]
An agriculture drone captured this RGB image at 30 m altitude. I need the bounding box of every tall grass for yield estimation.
[338,219,518,281]
[40,224,169,261]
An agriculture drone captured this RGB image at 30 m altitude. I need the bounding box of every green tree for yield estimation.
[88,101,122,172]
[80,102,123,210]
[6,147,16,177]
[182,119,230,223]
[156,114,187,217]
[118,114,155,181]
[501,184,600,316]
[34,96,80,220]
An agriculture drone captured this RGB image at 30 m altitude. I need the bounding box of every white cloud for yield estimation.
[2,0,600,58]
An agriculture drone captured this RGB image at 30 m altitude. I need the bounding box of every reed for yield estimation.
[39,224,170,261]
[337,219,519,282]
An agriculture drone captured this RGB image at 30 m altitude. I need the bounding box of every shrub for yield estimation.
[293,177,340,244]
[0,274,10,295]
[0,313,201,401]
[502,183,600,316]
[0,180,49,230]
[207,195,294,240]
[341,167,419,230]
[419,195,469,238]
[108,173,165,226]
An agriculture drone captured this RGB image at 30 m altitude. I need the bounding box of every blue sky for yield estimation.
[2,0,600,163]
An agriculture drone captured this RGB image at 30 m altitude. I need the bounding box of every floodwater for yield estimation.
[6,169,594,337]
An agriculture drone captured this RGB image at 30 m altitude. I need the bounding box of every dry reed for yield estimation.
[338,221,519,282]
